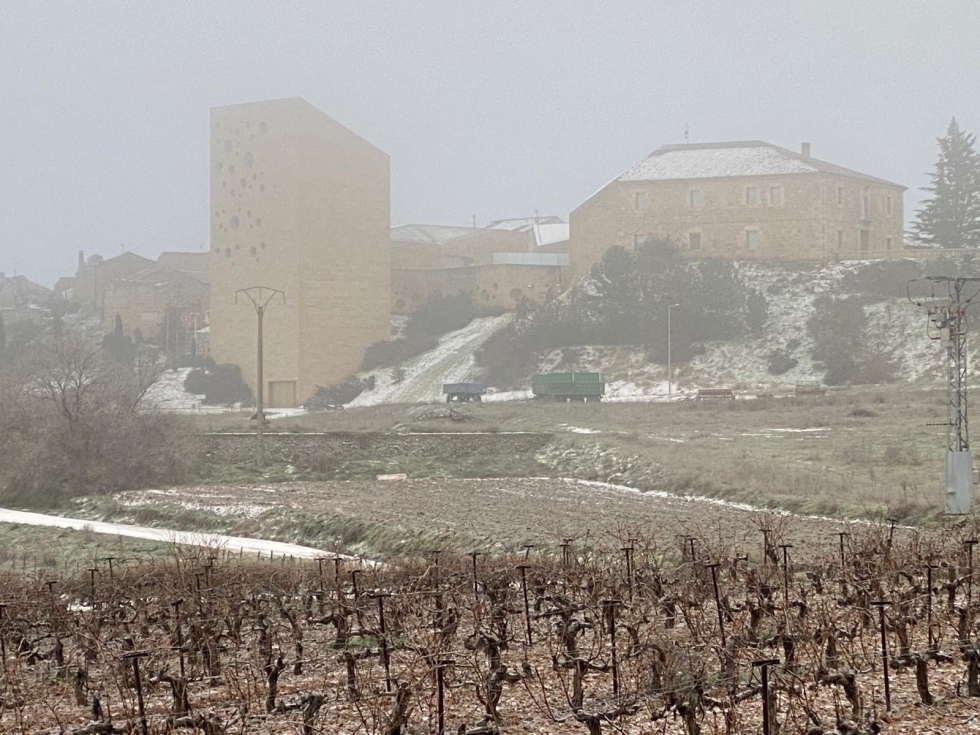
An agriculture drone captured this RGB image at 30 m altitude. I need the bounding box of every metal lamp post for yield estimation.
[667,303,680,398]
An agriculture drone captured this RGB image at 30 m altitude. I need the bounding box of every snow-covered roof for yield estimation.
[391,224,483,244]
[616,141,904,188]
[485,216,565,232]
[532,223,570,248]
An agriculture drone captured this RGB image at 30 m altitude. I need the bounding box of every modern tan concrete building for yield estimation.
[208,98,390,408]
[569,141,906,282]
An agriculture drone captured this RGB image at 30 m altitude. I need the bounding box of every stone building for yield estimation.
[208,98,390,408]
[391,217,569,314]
[569,141,906,281]
[102,266,209,343]
[74,251,154,311]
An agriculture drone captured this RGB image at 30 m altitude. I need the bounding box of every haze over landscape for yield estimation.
[2,1,979,286]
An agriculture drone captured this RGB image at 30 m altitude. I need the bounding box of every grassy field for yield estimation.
[190,386,951,525]
[0,522,181,576]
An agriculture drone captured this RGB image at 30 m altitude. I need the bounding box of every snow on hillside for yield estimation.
[348,314,512,407]
[142,368,205,411]
[531,260,948,395]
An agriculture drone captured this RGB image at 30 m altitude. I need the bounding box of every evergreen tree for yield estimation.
[0,313,6,362]
[914,118,980,248]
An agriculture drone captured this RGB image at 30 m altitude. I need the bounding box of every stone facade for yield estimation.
[102,267,209,340]
[75,251,154,311]
[208,98,390,408]
[392,263,566,314]
[391,220,569,314]
[569,141,906,282]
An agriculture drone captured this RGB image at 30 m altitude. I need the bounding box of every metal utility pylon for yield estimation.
[236,286,285,466]
[909,276,980,514]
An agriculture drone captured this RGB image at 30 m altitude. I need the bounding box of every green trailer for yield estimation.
[531,372,605,402]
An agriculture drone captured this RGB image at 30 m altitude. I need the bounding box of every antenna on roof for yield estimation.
[534,208,540,222]
[684,124,690,143]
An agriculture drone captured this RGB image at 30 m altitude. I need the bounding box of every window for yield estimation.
[836,185,844,206]
[886,237,893,251]
[746,229,761,250]
[688,188,703,208]
[634,192,648,209]
[633,233,655,249]
[886,195,893,215]
[860,229,871,252]
[837,230,844,248]
[688,232,702,250]
[745,186,759,205]
[770,186,784,206]
[861,193,870,219]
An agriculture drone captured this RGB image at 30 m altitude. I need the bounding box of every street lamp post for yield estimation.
[668,303,680,398]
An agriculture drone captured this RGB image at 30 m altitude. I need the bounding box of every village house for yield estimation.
[568,141,906,281]
[390,217,569,313]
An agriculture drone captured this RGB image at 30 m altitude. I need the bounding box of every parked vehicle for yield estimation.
[443,383,488,402]
[531,372,605,402]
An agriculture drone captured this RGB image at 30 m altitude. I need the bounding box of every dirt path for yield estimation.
[0,507,347,559]
[350,314,512,406]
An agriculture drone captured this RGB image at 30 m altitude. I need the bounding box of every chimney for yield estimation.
[78,250,85,270]
[801,142,811,158]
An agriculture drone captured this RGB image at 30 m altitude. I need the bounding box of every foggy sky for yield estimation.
[2,1,979,287]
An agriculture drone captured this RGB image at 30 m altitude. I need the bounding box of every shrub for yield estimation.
[304,375,376,410]
[476,241,768,387]
[362,292,493,371]
[767,351,798,376]
[184,361,253,405]
[808,295,897,385]
[0,335,199,507]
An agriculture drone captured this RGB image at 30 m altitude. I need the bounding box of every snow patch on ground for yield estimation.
[142,368,204,411]
[348,314,512,407]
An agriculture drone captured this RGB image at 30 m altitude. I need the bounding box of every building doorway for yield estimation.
[268,380,297,409]
[859,229,870,253]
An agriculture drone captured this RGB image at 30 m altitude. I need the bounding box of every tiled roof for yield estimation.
[617,141,904,188]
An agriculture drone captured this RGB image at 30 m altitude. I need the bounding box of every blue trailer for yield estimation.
[442,383,488,403]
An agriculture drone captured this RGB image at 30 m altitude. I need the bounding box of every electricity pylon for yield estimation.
[236,286,285,466]
[909,276,980,513]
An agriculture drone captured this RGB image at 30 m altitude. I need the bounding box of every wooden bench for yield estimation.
[795,383,826,398]
[697,388,735,400]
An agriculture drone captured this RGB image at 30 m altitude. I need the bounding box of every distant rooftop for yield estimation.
[617,141,904,188]
[391,223,483,245]
[532,222,570,248]
[486,216,565,232]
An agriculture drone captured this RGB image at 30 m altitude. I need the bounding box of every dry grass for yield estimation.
[187,386,953,525]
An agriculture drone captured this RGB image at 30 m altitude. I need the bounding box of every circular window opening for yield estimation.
[250,245,257,256]
[230,215,239,229]
[224,248,231,257]
[244,152,254,167]
[224,140,232,152]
